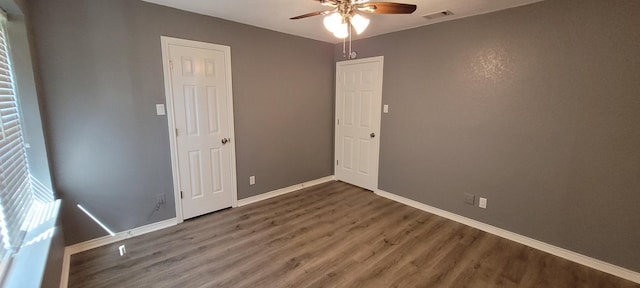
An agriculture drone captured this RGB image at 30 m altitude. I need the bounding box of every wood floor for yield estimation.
[69,181,639,288]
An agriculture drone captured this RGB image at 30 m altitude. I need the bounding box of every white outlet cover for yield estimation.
[383,105,389,113]
[479,197,488,209]
[249,176,255,185]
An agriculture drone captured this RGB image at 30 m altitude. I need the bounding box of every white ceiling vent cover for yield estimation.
[422,10,454,20]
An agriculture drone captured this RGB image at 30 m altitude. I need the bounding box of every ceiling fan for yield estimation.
[290,0,417,39]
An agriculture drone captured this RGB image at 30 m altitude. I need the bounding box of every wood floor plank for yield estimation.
[126,183,369,287]
[204,194,408,288]
[177,197,399,286]
[69,181,640,288]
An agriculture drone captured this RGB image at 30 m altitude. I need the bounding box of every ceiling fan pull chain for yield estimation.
[343,35,346,58]
[348,22,352,59]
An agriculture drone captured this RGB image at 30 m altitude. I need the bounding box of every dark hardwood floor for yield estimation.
[69,181,639,287]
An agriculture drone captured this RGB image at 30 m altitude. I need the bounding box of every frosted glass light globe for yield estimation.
[333,22,349,38]
[350,14,370,35]
[323,13,342,32]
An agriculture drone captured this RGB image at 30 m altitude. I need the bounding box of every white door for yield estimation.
[162,37,237,220]
[335,57,384,191]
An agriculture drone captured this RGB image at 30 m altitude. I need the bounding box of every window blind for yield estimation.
[0,15,34,269]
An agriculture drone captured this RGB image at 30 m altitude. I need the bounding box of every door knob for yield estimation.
[370,133,376,138]
[221,138,230,144]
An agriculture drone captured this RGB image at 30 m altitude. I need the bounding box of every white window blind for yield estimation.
[0,14,34,270]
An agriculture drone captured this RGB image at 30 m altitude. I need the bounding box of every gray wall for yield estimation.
[336,0,640,272]
[27,0,334,245]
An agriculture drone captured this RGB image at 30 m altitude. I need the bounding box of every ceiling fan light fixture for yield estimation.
[323,12,343,33]
[350,14,370,34]
[290,0,416,42]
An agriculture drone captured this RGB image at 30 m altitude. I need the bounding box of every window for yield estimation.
[0,100,4,141]
[0,13,36,276]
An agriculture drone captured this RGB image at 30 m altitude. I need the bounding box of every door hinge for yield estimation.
[175,128,178,137]
[169,60,174,70]
[337,119,340,125]
[180,191,183,199]
[336,160,339,166]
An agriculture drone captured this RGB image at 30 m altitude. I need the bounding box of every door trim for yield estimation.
[160,36,238,224]
[334,56,384,191]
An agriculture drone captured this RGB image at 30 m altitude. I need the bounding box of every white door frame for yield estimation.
[334,56,384,191]
[160,36,238,223]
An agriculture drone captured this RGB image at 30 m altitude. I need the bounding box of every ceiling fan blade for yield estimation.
[358,2,417,14]
[290,10,331,20]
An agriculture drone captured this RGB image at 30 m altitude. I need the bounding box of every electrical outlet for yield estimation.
[464,193,475,205]
[249,176,256,185]
[479,197,488,209]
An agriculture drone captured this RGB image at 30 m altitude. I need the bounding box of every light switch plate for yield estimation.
[156,104,166,115]
[383,104,389,113]
[249,176,256,185]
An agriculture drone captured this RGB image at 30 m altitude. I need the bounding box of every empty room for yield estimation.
[0,0,639,287]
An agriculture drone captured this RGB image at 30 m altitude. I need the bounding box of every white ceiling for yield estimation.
[142,0,543,43]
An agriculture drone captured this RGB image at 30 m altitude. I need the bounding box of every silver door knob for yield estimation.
[221,138,230,144]
[370,133,375,138]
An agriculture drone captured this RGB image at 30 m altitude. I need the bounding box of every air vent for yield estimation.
[422,10,454,20]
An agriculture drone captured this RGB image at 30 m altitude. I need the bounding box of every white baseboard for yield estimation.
[237,175,336,207]
[59,218,178,288]
[374,189,640,284]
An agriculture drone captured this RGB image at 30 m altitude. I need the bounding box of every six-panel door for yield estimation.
[335,58,383,191]
[170,44,234,219]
